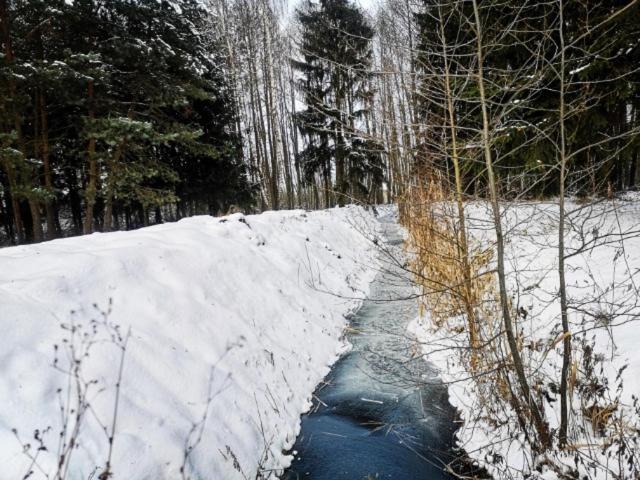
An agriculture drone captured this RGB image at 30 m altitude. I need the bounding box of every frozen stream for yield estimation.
[283,217,460,479]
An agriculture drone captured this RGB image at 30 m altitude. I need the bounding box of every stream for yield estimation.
[283,217,461,480]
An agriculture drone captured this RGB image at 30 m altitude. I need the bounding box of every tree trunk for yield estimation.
[29,98,43,243]
[471,0,550,449]
[439,6,479,364]
[1,0,26,243]
[28,200,42,242]
[4,169,23,244]
[104,114,130,232]
[557,0,571,446]
[289,72,303,207]
[0,182,14,241]
[83,79,97,235]
[335,94,346,207]
[261,12,279,210]
[39,91,56,239]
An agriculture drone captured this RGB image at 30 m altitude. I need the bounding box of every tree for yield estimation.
[294,0,383,207]
[0,0,253,244]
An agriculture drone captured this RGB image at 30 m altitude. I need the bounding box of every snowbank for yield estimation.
[0,206,379,479]
[409,199,640,479]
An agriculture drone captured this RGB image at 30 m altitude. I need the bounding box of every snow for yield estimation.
[408,198,640,479]
[0,206,379,479]
[569,63,590,75]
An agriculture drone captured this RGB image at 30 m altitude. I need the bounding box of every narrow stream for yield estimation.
[283,218,460,480]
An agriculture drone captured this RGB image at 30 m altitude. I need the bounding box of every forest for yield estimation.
[1,0,638,244]
[2,1,640,479]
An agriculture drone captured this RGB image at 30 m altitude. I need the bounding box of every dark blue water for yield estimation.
[283,220,460,480]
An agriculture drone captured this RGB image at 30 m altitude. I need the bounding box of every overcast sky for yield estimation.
[354,0,376,10]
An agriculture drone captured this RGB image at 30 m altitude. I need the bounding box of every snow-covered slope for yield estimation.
[0,207,379,479]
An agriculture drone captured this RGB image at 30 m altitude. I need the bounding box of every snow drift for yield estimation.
[0,207,379,479]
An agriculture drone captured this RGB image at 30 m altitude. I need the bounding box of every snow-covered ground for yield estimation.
[0,206,379,479]
[409,198,640,479]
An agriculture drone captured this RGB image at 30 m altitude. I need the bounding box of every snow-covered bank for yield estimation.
[0,206,379,479]
[409,199,640,479]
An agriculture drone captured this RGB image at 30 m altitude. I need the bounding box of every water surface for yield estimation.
[283,220,459,480]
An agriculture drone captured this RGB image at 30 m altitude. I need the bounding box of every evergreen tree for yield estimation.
[294,0,383,206]
[413,0,640,197]
[0,0,253,244]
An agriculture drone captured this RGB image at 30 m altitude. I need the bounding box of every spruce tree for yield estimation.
[294,0,383,206]
[0,0,253,243]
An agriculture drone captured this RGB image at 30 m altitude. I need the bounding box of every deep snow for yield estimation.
[0,206,379,479]
[409,198,640,479]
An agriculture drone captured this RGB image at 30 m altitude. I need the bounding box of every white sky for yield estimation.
[355,0,376,10]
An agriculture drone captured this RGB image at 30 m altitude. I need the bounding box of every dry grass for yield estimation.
[399,169,494,350]
[399,168,552,441]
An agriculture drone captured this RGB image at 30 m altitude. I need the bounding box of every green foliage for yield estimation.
[413,0,640,197]
[0,0,253,242]
[294,0,383,203]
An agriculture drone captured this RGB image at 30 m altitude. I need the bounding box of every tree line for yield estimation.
[2,0,639,245]
[409,0,640,198]
[0,0,251,244]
